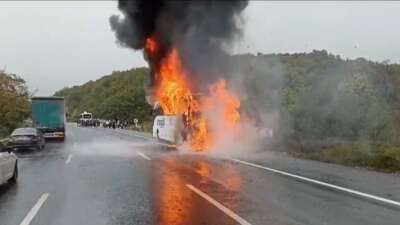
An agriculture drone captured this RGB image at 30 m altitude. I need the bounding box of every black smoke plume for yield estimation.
[110,0,248,91]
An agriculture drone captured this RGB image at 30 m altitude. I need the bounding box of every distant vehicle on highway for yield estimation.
[0,142,18,185]
[9,128,45,150]
[32,96,66,140]
[78,111,97,127]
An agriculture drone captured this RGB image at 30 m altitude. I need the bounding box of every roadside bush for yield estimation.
[295,143,400,172]
[368,146,400,172]
[0,71,30,137]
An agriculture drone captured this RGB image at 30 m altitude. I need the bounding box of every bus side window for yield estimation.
[157,119,165,128]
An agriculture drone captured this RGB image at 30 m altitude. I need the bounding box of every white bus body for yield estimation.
[153,115,184,144]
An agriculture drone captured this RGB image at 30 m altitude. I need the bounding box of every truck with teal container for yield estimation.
[31,96,66,140]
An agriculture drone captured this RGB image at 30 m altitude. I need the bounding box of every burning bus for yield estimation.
[148,54,241,152]
[110,1,248,151]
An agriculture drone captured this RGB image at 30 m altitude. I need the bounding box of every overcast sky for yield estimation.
[0,1,399,95]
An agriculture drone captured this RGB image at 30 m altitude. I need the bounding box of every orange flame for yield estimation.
[189,116,212,151]
[203,80,240,128]
[145,37,158,57]
[155,49,194,115]
[145,37,240,151]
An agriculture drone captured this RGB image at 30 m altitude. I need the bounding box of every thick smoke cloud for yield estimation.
[109,1,165,50]
[110,0,248,91]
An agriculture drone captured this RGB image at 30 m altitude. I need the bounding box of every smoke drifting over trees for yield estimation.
[109,0,248,90]
[234,51,400,148]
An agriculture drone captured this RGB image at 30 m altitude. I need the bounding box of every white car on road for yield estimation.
[0,145,18,185]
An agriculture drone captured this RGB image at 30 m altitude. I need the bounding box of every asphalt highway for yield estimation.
[0,124,399,225]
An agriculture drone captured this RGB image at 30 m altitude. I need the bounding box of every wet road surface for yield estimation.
[0,124,399,225]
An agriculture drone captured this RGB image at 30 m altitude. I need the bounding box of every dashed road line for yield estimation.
[232,158,400,207]
[65,154,73,164]
[136,151,151,160]
[20,193,49,225]
[186,184,252,225]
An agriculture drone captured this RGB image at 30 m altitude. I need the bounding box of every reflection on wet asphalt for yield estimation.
[151,156,242,225]
[0,124,399,225]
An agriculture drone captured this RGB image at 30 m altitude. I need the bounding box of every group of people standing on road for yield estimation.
[102,120,133,129]
[77,112,139,130]
[77,119,100,127]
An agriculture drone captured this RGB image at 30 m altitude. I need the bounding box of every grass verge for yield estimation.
[289,143,400,173]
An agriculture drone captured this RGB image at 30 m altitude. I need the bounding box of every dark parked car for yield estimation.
[9,128,45,150]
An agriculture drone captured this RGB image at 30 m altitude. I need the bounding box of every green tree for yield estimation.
[54,67,153,124]
[0,71,30,137]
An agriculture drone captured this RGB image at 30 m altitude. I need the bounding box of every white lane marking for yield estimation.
[65,154,73,164]
[136,151,151,160]
[232,158,400,207]
[20,193,49,225]
[186,184,252,225]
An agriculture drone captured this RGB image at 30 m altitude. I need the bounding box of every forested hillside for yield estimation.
[54,67,153,124]
[55,51,400,171]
